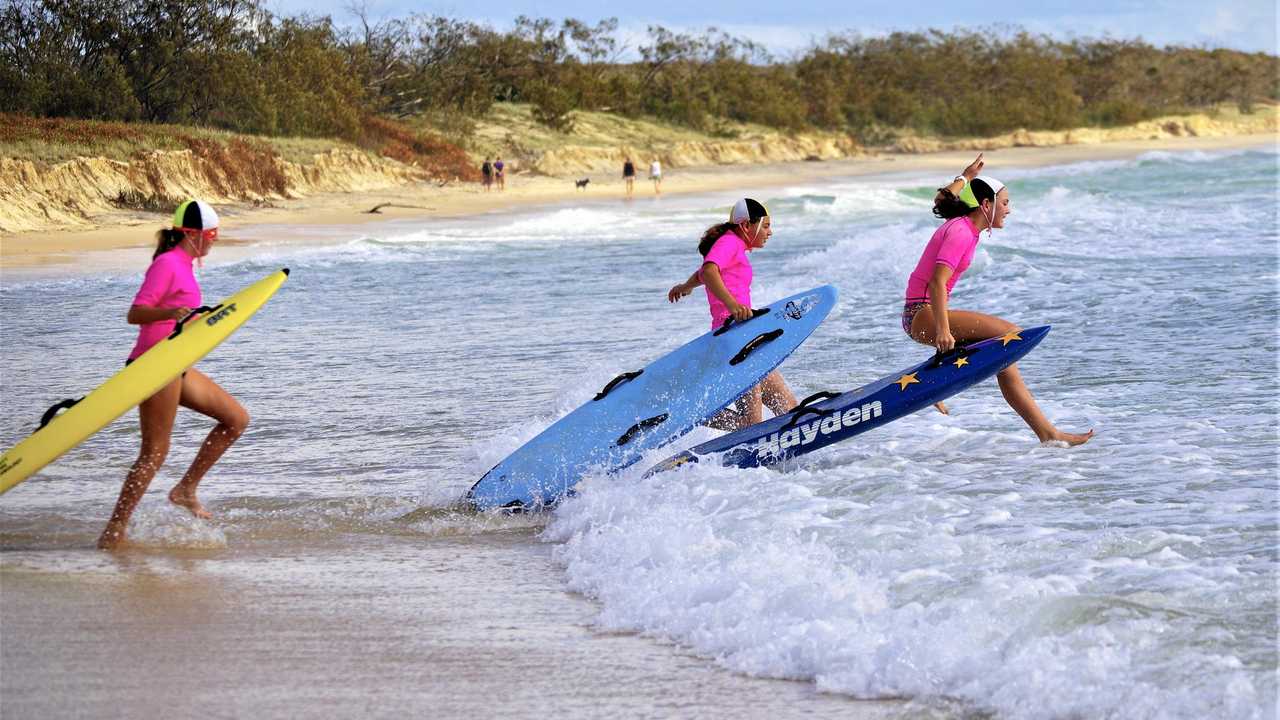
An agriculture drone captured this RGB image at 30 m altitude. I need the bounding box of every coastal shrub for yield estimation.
[528,82,578,132]
[359,116,480,181]
[3,1,1276,147]
[246,16,366,139]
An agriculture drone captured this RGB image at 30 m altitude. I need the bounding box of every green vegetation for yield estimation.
[0,114,344,164]
[2,0,1276,154]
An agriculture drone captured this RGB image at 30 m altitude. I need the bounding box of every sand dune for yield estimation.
[1,107,1275,269]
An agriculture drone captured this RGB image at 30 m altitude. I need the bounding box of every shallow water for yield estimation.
[2,146,1276,719]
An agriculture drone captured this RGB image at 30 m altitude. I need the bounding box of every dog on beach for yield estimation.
[574,178,590,190]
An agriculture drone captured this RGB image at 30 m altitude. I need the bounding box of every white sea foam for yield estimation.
[547,440,1269,719]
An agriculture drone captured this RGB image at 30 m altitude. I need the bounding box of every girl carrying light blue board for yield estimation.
[667,198,798,429]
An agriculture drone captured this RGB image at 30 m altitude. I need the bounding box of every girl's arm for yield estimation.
[928,264,955,352]
[701,263,752,321]
[667,269,703,303]
[936,153,985,202]
[128,305,191,325]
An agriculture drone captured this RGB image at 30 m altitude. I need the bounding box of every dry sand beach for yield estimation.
[2,133,1275,270]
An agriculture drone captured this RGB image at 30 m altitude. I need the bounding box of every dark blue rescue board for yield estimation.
[644,325,1051,475]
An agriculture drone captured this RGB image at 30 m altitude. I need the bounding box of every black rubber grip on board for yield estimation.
[779,391,841,430]
[713,308,769,336]
[166,304,223,340]
[594,370,643,401]
[928,343,977,369]
[38,397,83,429]
[729,329,783,366]
[615,413,669,446]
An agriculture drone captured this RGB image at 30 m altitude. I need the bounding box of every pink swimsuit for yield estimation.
[699,232,753,328]
[127,247,201,361]
[904,216,981,303]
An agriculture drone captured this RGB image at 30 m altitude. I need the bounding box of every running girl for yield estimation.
[98,200,251,549]
[903,159,1093,445]
[668,198,797,429]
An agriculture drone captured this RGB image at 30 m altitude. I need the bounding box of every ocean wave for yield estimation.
[545,447,1270,720]
[1003,145,1275,182]
[1135,147,1274,165]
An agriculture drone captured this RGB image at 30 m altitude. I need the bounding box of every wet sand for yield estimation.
[0,527,907,719]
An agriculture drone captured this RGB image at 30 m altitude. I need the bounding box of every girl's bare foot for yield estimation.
[97,527,127,550]
[1046,428,1094,446]
[168,487,212,519]
[933,401,949,415]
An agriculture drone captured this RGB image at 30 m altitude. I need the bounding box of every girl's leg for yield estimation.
[740,384,763,426]
[910,307,1093,445]
[168,369,250,518]
[707,383,765,431]
[98,378,182,549]
[708,392,750,431]
[760,370,797,417]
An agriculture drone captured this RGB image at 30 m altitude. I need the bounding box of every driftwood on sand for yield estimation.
[364,203,434,214]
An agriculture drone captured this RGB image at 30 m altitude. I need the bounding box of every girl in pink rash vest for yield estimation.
[666,198,798,430]
[98,200,251,550]
[904,154,1093,446]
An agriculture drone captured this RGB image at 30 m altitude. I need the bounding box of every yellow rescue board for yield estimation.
[0,268,289,494]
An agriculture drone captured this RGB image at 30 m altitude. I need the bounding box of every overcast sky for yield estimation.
[261,0,1277,55]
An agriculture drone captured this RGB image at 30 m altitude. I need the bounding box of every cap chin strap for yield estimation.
[967,177,1004,235]
[182,232,209,267]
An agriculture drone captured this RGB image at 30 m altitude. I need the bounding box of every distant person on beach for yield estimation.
[903,154,1093,445]
[494,157,505,190]
[649,159,662,194]
[623,157,636,197]
[481,158,493,191]
[98,200,251,549]
[667,198,797,429]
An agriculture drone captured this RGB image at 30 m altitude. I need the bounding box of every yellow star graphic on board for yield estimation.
[953,356,970,368]
[896,373,919,390]
[999,331,1022,346]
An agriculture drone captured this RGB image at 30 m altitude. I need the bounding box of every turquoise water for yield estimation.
[2,146,1276,718]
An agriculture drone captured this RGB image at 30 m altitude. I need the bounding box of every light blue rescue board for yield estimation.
[645,325,1050,475]
[467,285,838,511]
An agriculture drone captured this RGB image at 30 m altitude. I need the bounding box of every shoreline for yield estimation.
[1,133,1274,270]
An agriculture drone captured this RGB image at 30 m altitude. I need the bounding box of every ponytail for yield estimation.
[698,222,738,257]
[934,178,1000,220]
[932,190,973,220]
[153,227,184,259]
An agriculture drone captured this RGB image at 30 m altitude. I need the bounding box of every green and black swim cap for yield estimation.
[172,199,219,230]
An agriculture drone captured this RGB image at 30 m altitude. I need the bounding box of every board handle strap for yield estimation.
[729,329,784,366]
[928,342,978,369]
[38,397,84,429]
[713,308,769,336]
[779,391,842,430]
[616,413,669,446]
[593,370,644,401]
[167,304,223,340]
